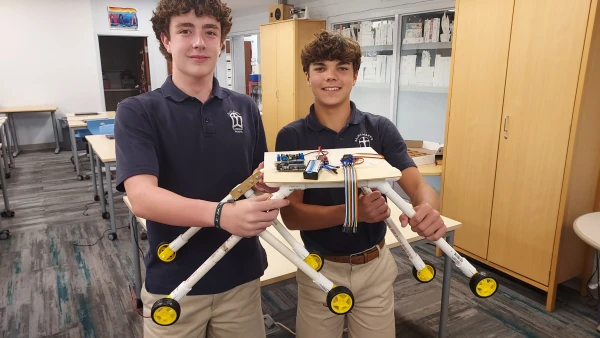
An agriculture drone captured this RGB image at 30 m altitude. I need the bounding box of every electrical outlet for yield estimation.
[263,314,281,335]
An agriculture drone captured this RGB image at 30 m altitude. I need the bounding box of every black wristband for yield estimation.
[214,201,231,229]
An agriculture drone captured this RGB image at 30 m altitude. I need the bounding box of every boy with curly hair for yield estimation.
[115,0,289,337]
[275,31,447,337]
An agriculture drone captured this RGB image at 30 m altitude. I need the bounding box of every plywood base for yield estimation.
[263,147,401,186]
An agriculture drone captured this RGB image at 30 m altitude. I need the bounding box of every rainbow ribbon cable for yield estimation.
[342,162,358,233]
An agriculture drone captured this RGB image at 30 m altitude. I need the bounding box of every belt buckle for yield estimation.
[349,250,368,266]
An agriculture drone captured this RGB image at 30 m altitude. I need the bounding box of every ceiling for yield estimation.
[227,0,277,13]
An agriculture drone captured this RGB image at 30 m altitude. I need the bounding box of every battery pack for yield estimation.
[303,159,322,180]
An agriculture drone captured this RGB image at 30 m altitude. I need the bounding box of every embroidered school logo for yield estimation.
[227,111,244,133]
[355,133,373,148]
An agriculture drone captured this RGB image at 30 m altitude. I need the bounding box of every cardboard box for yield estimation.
[405,140,444,165]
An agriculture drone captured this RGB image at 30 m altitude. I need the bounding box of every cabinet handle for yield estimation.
[503,116,509,139]
[276,90,279,99]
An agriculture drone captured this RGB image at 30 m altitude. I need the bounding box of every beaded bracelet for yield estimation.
[214,201,231,229]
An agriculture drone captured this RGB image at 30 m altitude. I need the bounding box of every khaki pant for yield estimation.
[296,245,398,338]
[142,279,266,338]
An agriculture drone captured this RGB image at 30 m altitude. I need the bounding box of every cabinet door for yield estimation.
[275,22,296,135]
[441,0,514,259]
[259,24,279,151]
[294,21,325,120]
[487,0,591,284]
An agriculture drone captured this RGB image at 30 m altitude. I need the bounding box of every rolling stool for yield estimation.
[573,212,600,333]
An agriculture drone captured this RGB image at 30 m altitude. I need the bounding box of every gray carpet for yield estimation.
[0,149,599,338]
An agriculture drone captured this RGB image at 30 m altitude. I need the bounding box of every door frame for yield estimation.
[95,34,151,111]
[228,30,260,94]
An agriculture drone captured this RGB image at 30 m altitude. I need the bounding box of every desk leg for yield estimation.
[0,151,14,218]
[3,123,14,169]
[1,126,10,177]
[130,211,143,308]
[51,111,60,154]
[89,144,99,202]
[96,155,107,216]
[8,114,20,157]
[105,162,117,240]
[439,233,454,338]
[70,128,82,179]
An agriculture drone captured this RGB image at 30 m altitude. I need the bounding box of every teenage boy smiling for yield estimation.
[275,31,447,338]
[115,0,288,337]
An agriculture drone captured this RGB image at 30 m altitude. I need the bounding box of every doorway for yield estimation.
[230,34,261,111]
[98,36,151,111]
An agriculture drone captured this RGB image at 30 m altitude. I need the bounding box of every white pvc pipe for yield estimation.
[268,185,310,259]
[259,230,334,293]
[170,234,243,301]
[272,219,309,259]
[361,187,426,271]
[375,182,477,278]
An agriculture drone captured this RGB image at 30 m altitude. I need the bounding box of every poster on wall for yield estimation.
[108,7,138,30]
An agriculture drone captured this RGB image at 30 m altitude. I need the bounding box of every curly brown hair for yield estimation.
[151,0,233,60]
[301,30,362,73]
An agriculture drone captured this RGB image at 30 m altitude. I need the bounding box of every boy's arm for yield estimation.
[397,167,439,210]
[379,118,445,241]
[281,190,391,230]
[116,99,289,237]
[279,190,347,230]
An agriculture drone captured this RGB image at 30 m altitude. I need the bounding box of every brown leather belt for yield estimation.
[323,240,385,265]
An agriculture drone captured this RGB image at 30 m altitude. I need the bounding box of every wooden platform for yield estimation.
[263,147,402,186]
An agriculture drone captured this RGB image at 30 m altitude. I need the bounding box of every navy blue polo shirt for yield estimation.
[275,101,416,256]
[115,76,268,295]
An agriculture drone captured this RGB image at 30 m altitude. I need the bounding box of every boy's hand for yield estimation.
[357,189,391,223]
[399,203,447,241]
[219,193,290,237]
[253,162,279,193]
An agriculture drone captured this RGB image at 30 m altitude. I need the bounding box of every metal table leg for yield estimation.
[130,211,142,308]
[51,111,60,154]
[96,155,107,217]
[70,127,82,179]
[105,162,117,240]
[8,113,20,157]
[3,123,15,168]
[1,126,10,177]
[89,143,99,202]
[439,232,454,338]
[0,151,14,218]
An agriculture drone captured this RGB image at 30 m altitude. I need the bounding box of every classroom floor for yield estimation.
[0,149,598,338]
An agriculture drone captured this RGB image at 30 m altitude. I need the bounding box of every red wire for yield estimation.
[130,287,150,318]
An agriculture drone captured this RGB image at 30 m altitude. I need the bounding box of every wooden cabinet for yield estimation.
[441,0,600,311]
[259,19,326,150]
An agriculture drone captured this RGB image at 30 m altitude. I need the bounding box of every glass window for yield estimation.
[395,10,455,144]
[333,17,396,120]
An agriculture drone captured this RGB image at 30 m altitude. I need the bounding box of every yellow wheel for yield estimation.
[326,286,354,315]
[469,272,498,298]
[304,253,324,272]
[412,260,436,283]
[157,242,176,263]
[151,297,181,326]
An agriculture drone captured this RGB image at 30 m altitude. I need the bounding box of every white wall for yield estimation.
[90,0,169,108]
[0,0,104,146]
[0,0,169,147]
